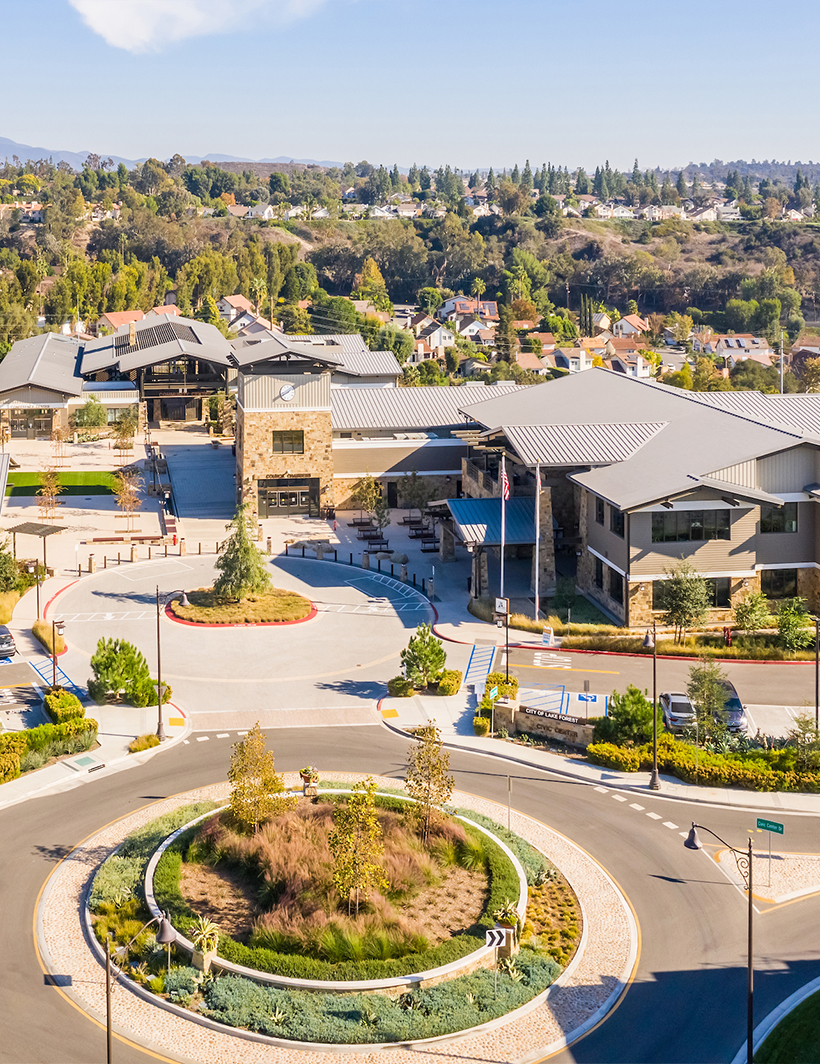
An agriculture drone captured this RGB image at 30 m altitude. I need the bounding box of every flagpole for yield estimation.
[500,455,506,600]
[534,463,541,622]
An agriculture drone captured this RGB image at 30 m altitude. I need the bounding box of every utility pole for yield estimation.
[780,329,784,394]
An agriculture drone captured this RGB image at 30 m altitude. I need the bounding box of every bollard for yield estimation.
[266,537,272,555]
[89,554,96,573]
[422,578,426,594]
[285,543,289,556]
[334,548,337,561]
[301,546,305,558]
[118,552,121,565]
[148,547,152,560]
[130,545,137,563]
[413,573,416,586]
[164,544,168,558]
[179,538,186,557]
[198,542,202,555]
[349,552,353,566]
[377,558,382,572]
[216,542,219,553]
[390,564,394,576]
[104,556,107,570]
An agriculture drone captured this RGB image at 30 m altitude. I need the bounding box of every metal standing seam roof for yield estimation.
[230,334,345,368]
[447,496,535,546]
[284,333,371,355]
[689,390,820,438]
[494,422,667,467]
[331,384,522,431]
[0,333,84,396]
[332,349,402,378]
[81,317,230,375]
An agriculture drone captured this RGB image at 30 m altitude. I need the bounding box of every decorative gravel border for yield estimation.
[36,774,638,1063]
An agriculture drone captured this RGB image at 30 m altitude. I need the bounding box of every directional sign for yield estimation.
[757,818,784,835]
[485,929,507,948]
[488,686,499,701]
[495,597,509,616]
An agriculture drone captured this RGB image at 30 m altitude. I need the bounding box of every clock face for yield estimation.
[279,384,295,402]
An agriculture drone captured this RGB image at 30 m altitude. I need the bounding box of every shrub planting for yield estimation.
[436,669,462,696]
[43,687,85,724]
[0,718,98,780]
[387,676,413,697]
[473,716,491,736]
[129,734,161,753]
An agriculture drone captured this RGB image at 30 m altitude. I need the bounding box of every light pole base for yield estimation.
[649,769,661,791]
[156,722,167,742]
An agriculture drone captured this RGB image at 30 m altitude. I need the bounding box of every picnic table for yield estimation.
[364,538,388,551]
[408,524,432,538]
[357,526,383,539]
[348,517,372,528]
[420,537,439,552]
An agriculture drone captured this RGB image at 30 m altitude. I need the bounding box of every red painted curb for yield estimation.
[41,579,81,620]
[164,601,318,628]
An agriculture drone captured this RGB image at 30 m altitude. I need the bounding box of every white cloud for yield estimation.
[69,0,328,53]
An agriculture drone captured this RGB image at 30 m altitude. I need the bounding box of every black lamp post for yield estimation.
[642,620,661,790]
[105,912,176,1063]
[27,561,41,620]
[155,587,189,740]
[685,824,754,1064]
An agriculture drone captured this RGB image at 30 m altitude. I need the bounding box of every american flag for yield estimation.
[501,465,510,500]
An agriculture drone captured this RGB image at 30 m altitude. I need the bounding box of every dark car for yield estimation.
[716,679,749,734]
[0,626,17,658]
[660,692,696,732]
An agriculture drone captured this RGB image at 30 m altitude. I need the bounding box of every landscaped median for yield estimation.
[168,587,314,626]
[36,775,638,1063]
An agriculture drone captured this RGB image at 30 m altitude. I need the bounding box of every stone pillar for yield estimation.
[266,537,272,554]
[399,563,408,583]
[130,545,138,563]
[628,581,653,629]
[362,551,370,570]
[798,568,820,614]
[439,525,456,563]
[471,549,489,599]
[179,539,186,556]
[428,577,435,601]
[316,545,325,561]
[88,554,96,573]
[220,397,235,436]
[531,489,556,597]
[137,400,148,434]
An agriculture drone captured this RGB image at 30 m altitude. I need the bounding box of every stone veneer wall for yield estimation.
[797,568,820,613]
[237,408,334,509]
[628,572,763,629]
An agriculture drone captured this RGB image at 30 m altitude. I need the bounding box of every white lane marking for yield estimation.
[183,739,190,744]
[679,831,689,837]
[196,736,209,742]
[216,732,229,738]
[647,812,662,820]
[663,821,679,829]
[612,794,627,802]
[594,786,608,793]
[236,730,247,736]
[629,803,645,810]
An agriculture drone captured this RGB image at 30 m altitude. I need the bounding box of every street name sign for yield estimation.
[488,686,498,700]
[756,818,784,835]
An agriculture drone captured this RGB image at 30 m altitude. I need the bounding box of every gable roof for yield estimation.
[81,315,232,375]
[331,384,522,432]
[100,310,144,328]
[221,294,255,313]
[0,333,84,396]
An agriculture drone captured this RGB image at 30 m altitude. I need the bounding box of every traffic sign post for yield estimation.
[756,819,784,889]
[488,685,499,735]
[486,928,508,997]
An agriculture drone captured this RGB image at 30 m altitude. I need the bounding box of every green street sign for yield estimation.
[757,818,784,835]
[489,686,499,700]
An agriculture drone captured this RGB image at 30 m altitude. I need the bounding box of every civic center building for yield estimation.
[5,313,820,627]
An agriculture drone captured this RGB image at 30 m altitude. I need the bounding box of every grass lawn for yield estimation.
[756,988,820,1063]
[6,471,118,497]
[169,586,312,624]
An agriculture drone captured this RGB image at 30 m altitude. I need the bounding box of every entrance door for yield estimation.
[387,482,398,508]
[26,417,35,440]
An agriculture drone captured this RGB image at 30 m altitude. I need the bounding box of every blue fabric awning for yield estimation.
[447,496,536,546]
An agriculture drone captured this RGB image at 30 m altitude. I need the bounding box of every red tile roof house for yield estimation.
[217,294,255,321]
[98,310,144,331]
[612,313,649,337]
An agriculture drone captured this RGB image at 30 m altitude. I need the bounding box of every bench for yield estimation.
[420,539,439,552]
[365,538,388,552]
[348,518,372,528]
[408,525,431,538]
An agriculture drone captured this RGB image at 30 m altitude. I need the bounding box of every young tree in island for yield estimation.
[73,395,107,429]
[228,722,294,833]
[657,559,710,643]
[329,776,387,916]
[592,685,656,745]
[401,622,446,688]
[733,590,771,640]
[786,712,820,773]
[37,466,64,522]
[213,502,271,601]
[113,469,142,532]
[351,472,379,523]
[777,597,813,655]
[399,469,433,522]
[404,722,454,843]
[686,657,729,742]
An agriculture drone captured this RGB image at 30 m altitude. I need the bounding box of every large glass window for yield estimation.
[609,567,624,603]
[610,507,625,538]
[651,509,730,543]
[272,430,304,454]
[761,569,798,599]
[760,503,798,534]
[595,498,605,525]
[653,576,731,610]
[595,556,603,589]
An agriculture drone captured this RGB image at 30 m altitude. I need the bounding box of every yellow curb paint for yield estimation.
[381,709,399,718]
[167,717,184,726]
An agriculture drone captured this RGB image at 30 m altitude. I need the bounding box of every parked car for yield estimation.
[660,692,696,732]
[0,626,17,658]
[717,679,749,734]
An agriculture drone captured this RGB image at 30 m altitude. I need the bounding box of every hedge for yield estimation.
[486,672,519,694]
[473,716,490,736]
[387,676,413,697]
[436,669,462,696]
[152,811,522,983]
[0,718,98,782]
[44,688,85,724]
[587,736,820,793]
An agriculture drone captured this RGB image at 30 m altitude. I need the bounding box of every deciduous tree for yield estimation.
[37,466,64,522]
[329,776,387,916]
[404,722,454,843]
[228,722,294,833]
[733,590,771,638]
[657,559,710,642]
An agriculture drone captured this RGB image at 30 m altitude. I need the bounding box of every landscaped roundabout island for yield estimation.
[38,728,638,1061]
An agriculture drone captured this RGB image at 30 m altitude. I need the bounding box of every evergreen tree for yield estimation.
[401,622,446,687]
[486,166,496,190]
[408,162,419,188]
[511,163,520,185]
[676,170,689,200]
[404,722,454,843]
[575,168,590,195]
[419,166,432,191]
[691,171,702,201]
[213,502,271,601]
[228,722,294,833]
[632,158,643,187]
[661,173,676,204]
[88,637,166,707]
[521,159,533,190]
[390,164,401,189]
[196,294,220,325]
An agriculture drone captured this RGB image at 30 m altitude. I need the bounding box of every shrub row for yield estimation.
[198,952,559,1043]
[473,716,490,736]
[587,736,820,792]
[562,634,816,661]
[44,688,85,724]
[0,718,98,782]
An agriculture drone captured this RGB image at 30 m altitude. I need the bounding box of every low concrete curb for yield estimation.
[730,973,820,1064]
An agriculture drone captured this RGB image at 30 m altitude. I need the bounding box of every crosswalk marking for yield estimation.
[647,812,662,820]
[594,786,608,793]
[196,736,209,742]
[630,803,645,810]
[216,732,229,738]
[663,821,679,829]
[612,794,627,802]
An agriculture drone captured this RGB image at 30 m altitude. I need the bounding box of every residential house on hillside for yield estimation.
[247,203,275,220]
[693,333,774,363]
[98,310,145,332]
[439,297,499,322]
[612,313,649,338]
[218,294,255,323]
[226,204,249,218]
[554,348,597,373]
[592,312,611,334]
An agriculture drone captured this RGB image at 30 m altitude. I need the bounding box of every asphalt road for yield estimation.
[4,726,820,1064]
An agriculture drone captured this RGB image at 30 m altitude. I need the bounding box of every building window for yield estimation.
[610,507,625,538]
[272,430,304,454]
[595,498,605,525]
[653,576,732,610]
[651,510,730,543]
[760,503,798,534]
[761,568,798,599]
[595,557,603,589]
[609,567,624,604]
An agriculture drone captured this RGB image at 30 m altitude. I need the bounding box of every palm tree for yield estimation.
[471,277,486,312]
[249,277,267,315]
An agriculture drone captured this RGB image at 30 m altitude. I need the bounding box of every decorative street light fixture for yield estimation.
[642,621,661,790]
[155,587,189,741]
[105,912,176,1063]
[685,824,754,1064]
[51,619,65,689]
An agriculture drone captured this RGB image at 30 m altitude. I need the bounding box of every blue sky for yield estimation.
[4,0,819,172]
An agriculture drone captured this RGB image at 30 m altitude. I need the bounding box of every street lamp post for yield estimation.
[685,823,754,1064]
[642,621,661,790]
[155,587,189,741]
[27,561,41,620]
[51,619,65,689]
[105,912,176,1063]
[815,615,819,731]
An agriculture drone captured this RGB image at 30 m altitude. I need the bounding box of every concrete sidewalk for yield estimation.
[380,690,820,815]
